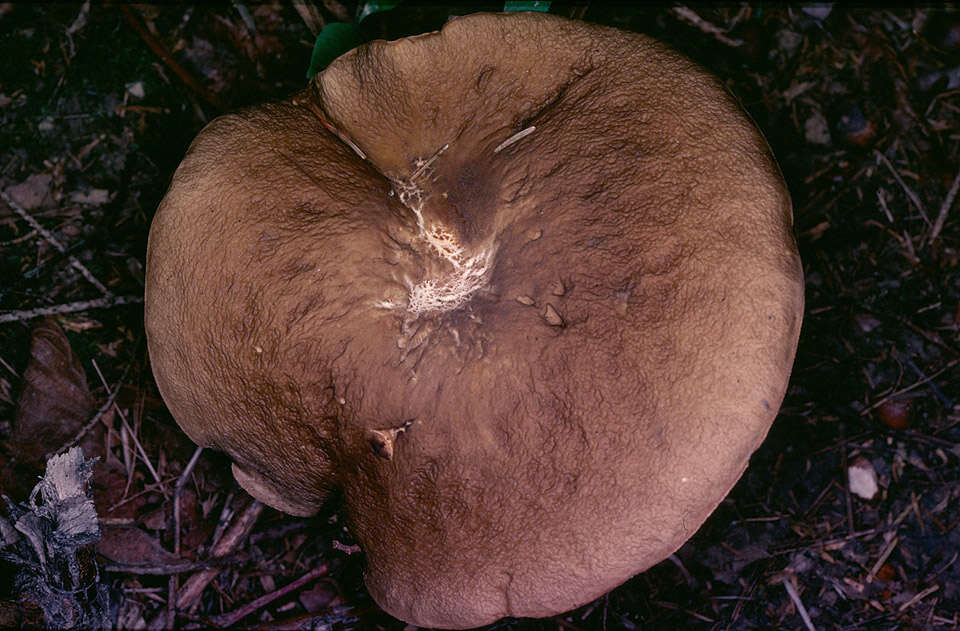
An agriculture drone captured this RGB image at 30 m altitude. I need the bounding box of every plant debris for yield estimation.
[0,447,116,629]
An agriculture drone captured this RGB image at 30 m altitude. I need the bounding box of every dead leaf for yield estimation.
[12,318,95,468]
[299,581,338,612]
[92,466,145,522]
[69,188,111,205]
[97,525,182,567]
[783,80,815,103]
[4,173,53,210]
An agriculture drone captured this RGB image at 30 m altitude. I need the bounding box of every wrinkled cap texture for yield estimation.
[145,11,804,629]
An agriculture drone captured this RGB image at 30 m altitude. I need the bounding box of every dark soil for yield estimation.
[1,3,958,630]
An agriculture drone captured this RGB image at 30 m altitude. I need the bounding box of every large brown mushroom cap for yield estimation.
[145,12,803,629]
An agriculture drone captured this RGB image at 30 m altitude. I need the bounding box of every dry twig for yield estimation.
[929,166,960,243]
[64,0,91,58]
[208,564,329,628]
[860,358,960,415]
[175,499,264,611]
[867,535,899,582]
[874,150,930,226]
[671,7,744,47]
[898,584,940,612]
[292,0,324,36]
[119,6,227,112]
[91,359,163,488]
[782,578,817,631]
[56,361,134,455]
[0,189,110,295]
[0,295,141,324]
[145,499,265,630]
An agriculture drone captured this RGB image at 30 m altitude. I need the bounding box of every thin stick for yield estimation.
[494,126,536,153]
[842,445,855,534]
[671,7,744,47]
[782,578,817,631]
[0,228,38,247]
[166,576,176,631]
[874,150,930,225]
[860,357,960,415]
[120,6,227,112]
[929,166,960,243]
[411,144,449,181]
[0,189,110,295]
[208,565,328,628]
[64,0,91,58]
[167,449,202,630]
[103,559,228,575]
[0,295,142,324]
[905,357,952,407]
[876,188,895,223]
[291,0,324,36]
[91,359,163,487]
[0,354,16,376]
[867,535,899,582]
[210,492,237,551]
[175,447,204,556]
[176,499,265,611]
[925,551,958,583]
[898,584,940,612]
[56,360,134,455]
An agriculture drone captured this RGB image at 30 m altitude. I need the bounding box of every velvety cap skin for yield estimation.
[145,12,804,629]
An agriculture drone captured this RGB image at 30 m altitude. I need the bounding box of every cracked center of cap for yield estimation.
[392,156,495,316]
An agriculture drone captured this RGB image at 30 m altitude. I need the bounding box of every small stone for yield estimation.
[125,81,145,99]
[516,295,535,306]
[848,456,879,500]
[804,111,832,145]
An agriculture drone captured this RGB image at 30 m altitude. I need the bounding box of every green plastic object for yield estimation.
[503,1,551,11]
[357,1,400,22]
[307,1,551,79]
[307,2,399,78]
[307,22,359,79]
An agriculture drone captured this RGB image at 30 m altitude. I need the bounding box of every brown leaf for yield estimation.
[3,173,54,210]
[299,582,338,613]
[92,466,146,522]
[97,525,182,567]
[9,318,95,481]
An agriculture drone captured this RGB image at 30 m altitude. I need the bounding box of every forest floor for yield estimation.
[0,3,958,630]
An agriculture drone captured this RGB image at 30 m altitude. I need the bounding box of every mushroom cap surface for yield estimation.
[145,12,804,629]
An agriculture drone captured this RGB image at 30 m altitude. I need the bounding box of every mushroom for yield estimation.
[145,12,803,629]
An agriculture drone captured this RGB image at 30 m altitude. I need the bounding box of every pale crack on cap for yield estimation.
[390,148,495,316]
[406,245,494,314]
